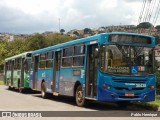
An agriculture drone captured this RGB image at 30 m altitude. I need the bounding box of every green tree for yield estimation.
[83,28,92,34]
[137,22,153,29]
[45,33,73,46]
[7,39,27,56]
[155,25,160,31]
[0,39,28,72]
[60,29,65,35]
[0,33,74,72]
[0,40,10,72]
[26,34,47,51]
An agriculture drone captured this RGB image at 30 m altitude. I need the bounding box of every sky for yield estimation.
[0,0,157,34]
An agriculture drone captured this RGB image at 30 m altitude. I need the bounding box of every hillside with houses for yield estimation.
[1,23,160,42]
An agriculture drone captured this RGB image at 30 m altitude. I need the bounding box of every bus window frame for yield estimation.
[45,51,54,69]
[39,53,46,69]
[61,44,85,68]
[14,57,21,70]
[38,51,54,69]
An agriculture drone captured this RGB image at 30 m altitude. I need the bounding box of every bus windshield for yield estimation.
[100,45,154,75]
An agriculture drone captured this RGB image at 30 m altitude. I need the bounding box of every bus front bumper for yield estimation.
[97,88,155,102]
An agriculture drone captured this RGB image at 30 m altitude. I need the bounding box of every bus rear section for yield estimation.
[4,52,32,92]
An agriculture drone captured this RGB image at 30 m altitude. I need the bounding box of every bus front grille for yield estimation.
[112,78,146,91]
[114,87,145,91]
[114,87,129,90]
[119,96,140,99]
[112,79,146,84]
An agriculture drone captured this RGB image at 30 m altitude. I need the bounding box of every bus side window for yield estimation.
[34,56,39,72]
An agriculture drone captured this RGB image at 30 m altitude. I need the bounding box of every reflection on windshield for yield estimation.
[100,45,154,75]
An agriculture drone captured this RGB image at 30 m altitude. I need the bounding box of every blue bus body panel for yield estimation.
[37,69,53,92]
[59,68,85,96]
[55,71,59,92]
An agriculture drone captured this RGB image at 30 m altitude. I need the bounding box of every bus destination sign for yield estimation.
[107,66,130,74]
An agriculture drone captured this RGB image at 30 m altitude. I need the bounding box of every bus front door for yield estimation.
[86,43,98,98]
[53,51,61,93]
[11,60,14,86]
[33,55,39,89]
[20,58,25,87]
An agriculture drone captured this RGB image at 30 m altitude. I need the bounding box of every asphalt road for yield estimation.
[0,85,159,120]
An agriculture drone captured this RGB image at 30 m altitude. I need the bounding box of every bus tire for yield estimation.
[18,87,24,93]
[8,86,12,90]
[75,85,85,107]
[18,80,24,93]
[41,82,48,99]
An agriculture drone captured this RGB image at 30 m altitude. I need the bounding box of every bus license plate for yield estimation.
[125,92,134,97]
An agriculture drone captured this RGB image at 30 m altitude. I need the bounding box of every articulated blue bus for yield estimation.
[30,32,156,107]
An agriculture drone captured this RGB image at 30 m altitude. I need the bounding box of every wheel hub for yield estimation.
[77,91,83,102]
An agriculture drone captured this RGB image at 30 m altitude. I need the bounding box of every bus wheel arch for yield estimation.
[74,81,86,107]
[74,81,81,97]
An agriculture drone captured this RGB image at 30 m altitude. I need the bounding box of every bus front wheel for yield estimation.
[8,86,12,90]
[75,85,85,107]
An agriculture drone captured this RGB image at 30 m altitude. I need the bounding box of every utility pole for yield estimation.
[58,18,61,32]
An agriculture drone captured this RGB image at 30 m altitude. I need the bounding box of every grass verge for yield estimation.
[0,80,4,85]
[132,96,160,111]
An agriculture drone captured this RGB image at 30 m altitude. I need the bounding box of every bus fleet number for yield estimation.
[135,84,146,88]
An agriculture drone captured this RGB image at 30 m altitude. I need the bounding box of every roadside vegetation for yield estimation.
[149,96,160,107]
[132,96,160,111]
[0,33,74,72]
[0,80,4,85]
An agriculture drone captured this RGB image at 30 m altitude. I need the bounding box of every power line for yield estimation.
[137,0,160,24]
[143,0,151,22]
[138,0,146,25]
[138,0,146,24]
[146,0,156,22]
[152,0,160,26]
[137,0,160,35]
[58,18,61,32]
[148,0,160,35]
